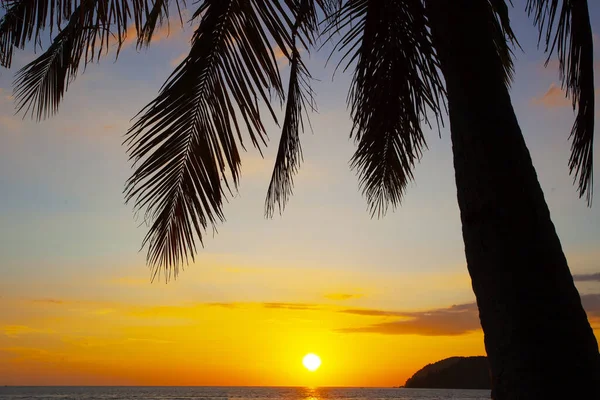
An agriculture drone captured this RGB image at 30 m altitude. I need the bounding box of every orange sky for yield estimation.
[0,295,489,386]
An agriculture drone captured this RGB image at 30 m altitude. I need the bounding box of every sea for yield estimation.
[0,387,491,400]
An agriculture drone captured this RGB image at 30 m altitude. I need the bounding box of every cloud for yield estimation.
[581,294,600,318]
[32,298,65,304]
[339,295,600,336]
[124,337,174,344]
[110,277,150,286]
[581,294,600,329]
[273,46,287,61]
[220,266,271,274]
[0,87,12,102]
[272,45,304,67]
[341,309,403,317]
[170,51,188,67]
[540,59,600,74]
[2,325,55,338]
[573,273,600,282]
[93,308,115,315]
[273,46,289,67]
[0,115,22,132]
[122,21,186,48]
[207,302,241,309]
[0,346,51,360]
[262,302,321,311]
[325,293,363,301]
[338,303,481,336]
[531,83,571,108]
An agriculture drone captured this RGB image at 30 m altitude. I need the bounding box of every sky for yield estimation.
[1,1,600,388]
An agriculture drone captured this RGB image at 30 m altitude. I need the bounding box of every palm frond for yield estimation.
[328,0,444,217]
[96,0,139,57]
[0,0,77,68]
[265,0,317,218]
[12,1,98,120]
[125,0,297,279]
[487,0,519,86]
[316,0,342,16]
[136,0,168,48]
[11,0,153,119]
[526,0,595,204]
[136,0,186,49]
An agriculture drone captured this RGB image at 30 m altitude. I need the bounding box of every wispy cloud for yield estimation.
[573,273,600,282]
[0,87,13,101]
[110,277,150,287]
[582,294,600,318]
[170,51,188,67]
[220,266,271,274]
[122,20,186,48]
[325,293,363,301]
[32,298,65,305]
[341,309,403,317]
[531,83,571,108]
[273,46,287,61]
[124,337,174,344]
[581,294,600,329]
[263,302,321,311]
[93,309,115,316]
[0,115,22,132]
[338,294,600,336]
[0,346,52,360]
[272,45,305,67]
[338,303,480,336]
[2,325,55,338]
[539,59,600,74]
[207,302,242,309]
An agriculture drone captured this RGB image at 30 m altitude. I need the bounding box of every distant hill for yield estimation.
[404,356,491,389]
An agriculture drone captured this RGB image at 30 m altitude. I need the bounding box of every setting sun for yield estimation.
[302,353,322,372]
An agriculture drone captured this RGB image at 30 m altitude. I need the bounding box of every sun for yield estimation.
[302,353,321,372]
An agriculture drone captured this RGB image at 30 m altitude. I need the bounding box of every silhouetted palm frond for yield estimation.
[265,0,318,217]
[13,1,98,120]
[0,0,77,68]
[8,0,161,117]
[526,0,595,204]
[487,0,519,86]
[125,0,298,279]
[328,0,444,217]
[8,0,154,120]
[317,0,342,16]
[137,0,185,49]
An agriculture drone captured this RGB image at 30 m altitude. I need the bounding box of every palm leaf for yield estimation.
[125,0,297,279]
[11,0,153,119]
[265,0,318,217]
[136,0,186,49]
[13,1,98,120]
[487,0,519,86]
[327,0,444,217]
[318,0,343,16]
[526,0,595,204]
[0,0,77,68]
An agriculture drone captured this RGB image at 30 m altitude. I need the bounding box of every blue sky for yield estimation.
[0,1,599,303]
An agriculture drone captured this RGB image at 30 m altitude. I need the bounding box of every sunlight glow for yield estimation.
[302,353,321,372]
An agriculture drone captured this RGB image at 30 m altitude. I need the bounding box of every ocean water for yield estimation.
[0,386,491,400]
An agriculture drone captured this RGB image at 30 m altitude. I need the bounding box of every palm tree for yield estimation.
[1,0,598,398]
[423,1,599,398]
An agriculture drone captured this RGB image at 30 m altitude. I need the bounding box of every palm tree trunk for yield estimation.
[424,0,600,398]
